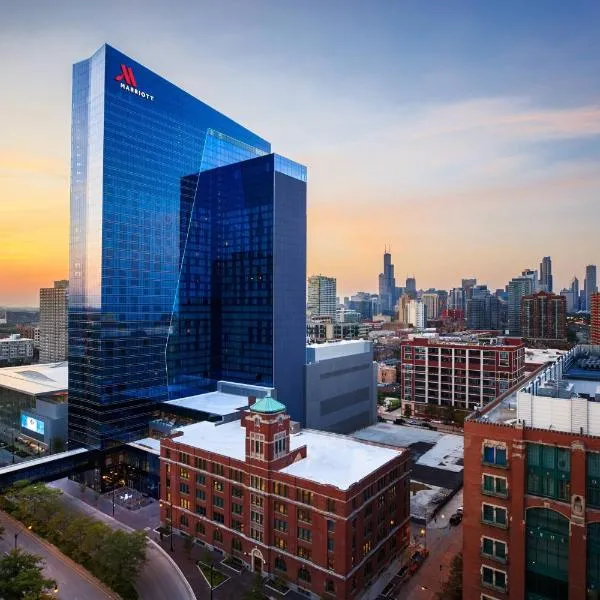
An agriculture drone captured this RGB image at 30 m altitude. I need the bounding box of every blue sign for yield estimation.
[21,414,44,436]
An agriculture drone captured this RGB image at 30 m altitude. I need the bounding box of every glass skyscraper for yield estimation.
[69,45,306,449]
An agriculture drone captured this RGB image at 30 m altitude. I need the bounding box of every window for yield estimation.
[180,514,188,527]
[298,527,312,542]
[274,519,288,533]
[275,557,286,572]
[297,489,313,505]
[232,502,243,515]
[232,519,242,532]
[482,475,508,498]
[213,529,223,543]
[250,432,265,459]
[482,504,507,528]
[196,474,205,485]
[297,508,312,523]
[180,498,190,510]
[526,444,570,502]
[327,519,335,532]
[274,501,288,515]
[297,546,311,560]
[250,527,263,542]
[327,537,334,551]
[212,463,224,476]
[362,540,372,555]
[273,482,288,497]
[195,522,205,535]
[251,511,264,525]
[232,538,242,551]
[165,448,171,459]
[588,453,600,508]
[481,566,507,591]
[250,476,265,491]
[325,579,335,593]
[274,536,287,550]
[251,494,264,508]
[482,445,507,467]
[178,452,190,465]
[213,512,224,524]
[180,468,190,480]
[196,489,206,501]
[482,537,507,563]
[180,483,190,494]
[230,468,244,483]
[326,499,336,513]
[194,457,206,470]
[232,486,243,498]
[213,480,224,492]
[298,567,311,582]
[196,505,206,516]
[274,432,288,458]
[213,496,224,508]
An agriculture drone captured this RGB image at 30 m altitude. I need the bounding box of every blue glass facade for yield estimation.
[69,45,306,449]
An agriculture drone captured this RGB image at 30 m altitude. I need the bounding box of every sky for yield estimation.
[1,0,600,305]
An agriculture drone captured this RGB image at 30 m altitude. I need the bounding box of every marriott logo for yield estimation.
[114,64,154,102]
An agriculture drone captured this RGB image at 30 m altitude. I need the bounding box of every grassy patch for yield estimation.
[198,562,229,588]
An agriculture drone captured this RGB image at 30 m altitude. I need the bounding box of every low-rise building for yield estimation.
[0,334,34,366]
[377,364,397,385]
[463,344,600,600]
[160,397,411,599]
[305,340,377,434]
[400,336,525,411]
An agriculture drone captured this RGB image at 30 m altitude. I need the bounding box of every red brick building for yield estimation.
[591,292,600,344]
[160,395,411,599]
[463,346,600,600]
[399,337,525,412]
[521,291,567,342]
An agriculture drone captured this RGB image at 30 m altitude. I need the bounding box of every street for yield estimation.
[397,490,463,599]
[49,479,195,600]
[0,512,113,600]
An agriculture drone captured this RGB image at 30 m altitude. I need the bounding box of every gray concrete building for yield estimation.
[305,340,377,434]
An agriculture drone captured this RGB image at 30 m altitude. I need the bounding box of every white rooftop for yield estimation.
[306,339,372,362]
[166,391,249,417]
[169,420,402,490]
[128,437,161,455]
[0,362,68,395]
[525,348,566,365]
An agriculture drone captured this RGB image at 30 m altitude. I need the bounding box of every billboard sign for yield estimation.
[21,414,45,436]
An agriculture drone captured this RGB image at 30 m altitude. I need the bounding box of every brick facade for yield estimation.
[463,417,600,599]
[160,405,411,599]
[399,338,525,411]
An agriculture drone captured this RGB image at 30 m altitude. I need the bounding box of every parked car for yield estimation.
[449,512,463,526]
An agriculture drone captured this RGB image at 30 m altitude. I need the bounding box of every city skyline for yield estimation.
[2,0,600,305]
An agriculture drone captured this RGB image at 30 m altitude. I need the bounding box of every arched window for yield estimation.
[298,567,311,582]
[195,522,205,535]
[325,579,335,593]
[525,508,569,600]
[232,538,242,552]
[275,556,286,572]
[213,529,223,543]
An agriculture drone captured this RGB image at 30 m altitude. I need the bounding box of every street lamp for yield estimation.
[14,525,32,549]
[419,527,427,551]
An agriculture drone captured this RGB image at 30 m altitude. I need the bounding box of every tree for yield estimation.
[443,405,456,424]
[403,404,412,418]
[0,549,56,600]
[435,552,462,600]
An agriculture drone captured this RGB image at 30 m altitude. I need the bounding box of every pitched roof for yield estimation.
[249,394,286,414]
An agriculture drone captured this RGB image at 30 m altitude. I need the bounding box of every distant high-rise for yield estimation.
[406,299,426,329]
[521,291,567,341]
[570,276,580,311]
[507,272,536,335]
[378,250,396,315]
[448,287,465,312]
[405,276,417,299]
[307,275,337,319]
[539,256,553,292]
[39,280,68,363]
[421,293,440,320]
[466,285,502,330]
[462,278,477,301]
[585,265,598,311]
[591,292,600,344]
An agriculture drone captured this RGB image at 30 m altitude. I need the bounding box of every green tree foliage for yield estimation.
[435,552,462,600]
[3,483,147,600]
[0,549,56,600]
